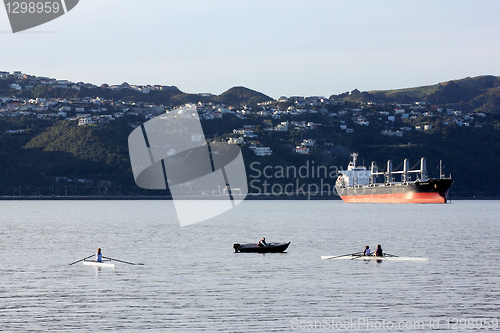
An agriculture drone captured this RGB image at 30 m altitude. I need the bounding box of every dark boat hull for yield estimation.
[336,178,453,203]
[233,242,290,253]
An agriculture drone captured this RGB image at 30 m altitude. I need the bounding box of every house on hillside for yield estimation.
[276,121,289,131]
[228,137,245,145]
[249,146,272,156]
[295,146,310,154]
[78,116,93,126]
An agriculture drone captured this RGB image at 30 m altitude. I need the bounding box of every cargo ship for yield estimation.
[335,153,453,203]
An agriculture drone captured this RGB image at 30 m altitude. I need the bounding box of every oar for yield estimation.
[69,254,94,266]
[102,256,144,265]
[384,253,398,257]
[350,253,367,260]
[325,251,363,260]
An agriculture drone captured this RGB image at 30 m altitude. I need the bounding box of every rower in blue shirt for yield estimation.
[95,248,102,262]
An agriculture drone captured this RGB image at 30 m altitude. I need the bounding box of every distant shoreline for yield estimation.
[0,195,338,200]
[0,195,497,201]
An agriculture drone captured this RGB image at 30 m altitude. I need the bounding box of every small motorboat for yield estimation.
[233,242,290,253]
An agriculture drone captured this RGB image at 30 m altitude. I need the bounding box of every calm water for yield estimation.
[0,200,498,332]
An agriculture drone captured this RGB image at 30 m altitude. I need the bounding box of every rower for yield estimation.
[375,244,383,257]
[258,237,268,247]
[95,248,102,262]
[363,245,371,256]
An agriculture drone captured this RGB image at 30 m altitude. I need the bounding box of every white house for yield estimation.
[295,146,310,154]
[249,146,272,156]
[301,139,316,147]
[228,137,245,145]
[78,117,93,126]
[276,121,289,132]
[382,130,403,137]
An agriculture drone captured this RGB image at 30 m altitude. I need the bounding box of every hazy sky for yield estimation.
[1,0,499,98]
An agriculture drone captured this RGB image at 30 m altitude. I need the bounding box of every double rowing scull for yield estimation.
[321,255,429,261]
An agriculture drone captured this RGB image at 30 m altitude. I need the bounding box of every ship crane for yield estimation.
[370,158,428,184]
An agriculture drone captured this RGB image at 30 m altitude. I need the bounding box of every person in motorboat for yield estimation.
[363,245,371,256]
[258,237,268,247]
[95,248,103,262]
[374,244,383,257]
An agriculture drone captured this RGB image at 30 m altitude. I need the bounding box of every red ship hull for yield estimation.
[340,191,446,203]
[336,178,453,204]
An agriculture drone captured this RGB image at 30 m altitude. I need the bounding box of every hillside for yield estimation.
[20,121,134,187]
[333,76,500,114]
[0,113,499,198]
[1,72,500,198]
[214,86,274,106]
[1,75,273,107]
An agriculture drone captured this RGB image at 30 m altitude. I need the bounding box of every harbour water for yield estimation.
[0,200,498,332]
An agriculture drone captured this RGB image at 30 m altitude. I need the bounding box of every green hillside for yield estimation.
[214,86,274,106]
[20,121,133,186]
[334,76,500,113]
[0,113,499,198]
[1,73,500,198]
[7,82,273,107]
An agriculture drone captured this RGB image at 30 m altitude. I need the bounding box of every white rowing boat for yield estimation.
[321,255,429,261]
[83,261,116,268]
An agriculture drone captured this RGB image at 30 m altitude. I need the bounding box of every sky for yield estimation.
[1,0,499,99]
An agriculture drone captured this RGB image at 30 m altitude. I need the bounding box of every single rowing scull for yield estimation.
[82,260,116,268]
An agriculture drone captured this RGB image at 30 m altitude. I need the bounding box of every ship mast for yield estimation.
[351,153,358,167]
